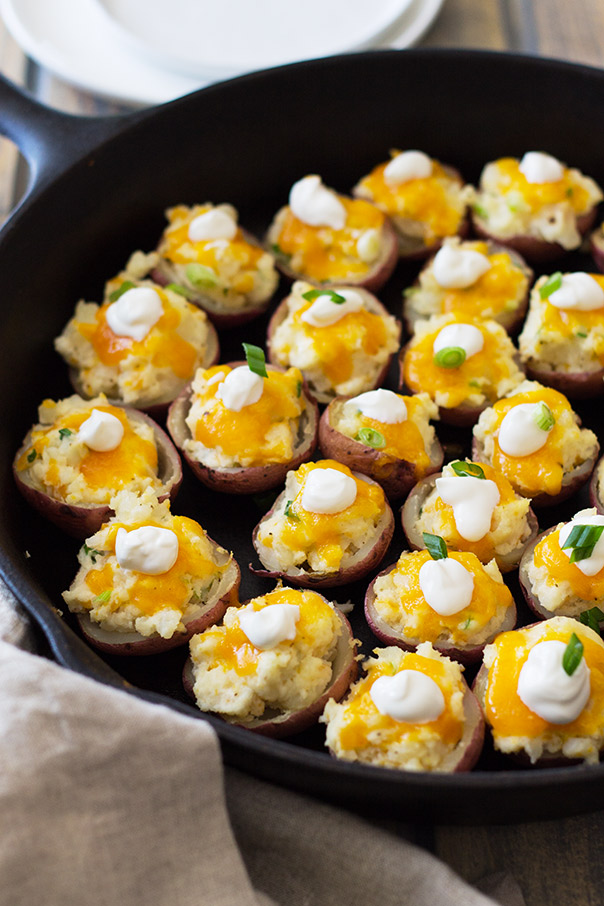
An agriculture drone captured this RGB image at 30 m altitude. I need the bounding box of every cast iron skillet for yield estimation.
[2,49,604,824]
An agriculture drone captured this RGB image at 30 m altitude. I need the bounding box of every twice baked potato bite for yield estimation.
[268,281,401,404]
[318,388,443,500]
[353,150,473,259]
[519,508,604,621]
[402,459,538,573]
[252,459,394,588]
[265,174,398,290]
[474,617,604,765]
[62,488,240,655]
[399,312,524,426]
[403,238,533,335]
[472,151,603,262]
[365,536,516,664]
[321,643,484,772]
[518,271,604,398]
[472,380,599,506]
[184,586,357,737]
[151,203,279,326]
[13,394,182,538]
[167,345,318,494]
[55,254,219,411]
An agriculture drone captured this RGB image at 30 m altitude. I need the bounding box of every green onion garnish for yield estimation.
[242,342,268,378]
[539,272,563,300]
[562,632,584,676]
[532,401,555,432]
[561,523,604,563]
[433,346,466,369]
[284,499,299,521]
[108,280,135,303]
[450,460,485,479]
[185,263,218,288]
[302,288,346,305]
[270,242,291,261]
[356,427,386,449]
[575,329,588,338]
[165,283,191,297]
[83,544,105,564]
[27,449,37,463]
[472,202,488,220]
[423,532,448,560]
[296,380,302,398]
[58,428,73,439]
[579,607,604,635]
[92,590,111,605]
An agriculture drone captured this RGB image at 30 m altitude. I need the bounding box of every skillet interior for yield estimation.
[2,48,604,823]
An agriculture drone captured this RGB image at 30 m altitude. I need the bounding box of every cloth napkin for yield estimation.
[0,585,524,906]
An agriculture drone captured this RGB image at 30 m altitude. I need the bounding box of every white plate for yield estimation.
[0,0,445,106]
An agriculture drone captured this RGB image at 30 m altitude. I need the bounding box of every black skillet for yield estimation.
[1,48,604,824]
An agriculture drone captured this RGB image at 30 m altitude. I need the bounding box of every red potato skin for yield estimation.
[400,472,540,573]
[13,407,183,539]
[590,226,604,273]
[166,363,319,495]
[589,457,604,514]
[318,399,443,501]
[75,552,241,656]
[182,605,358,738]
[523,360,604,400]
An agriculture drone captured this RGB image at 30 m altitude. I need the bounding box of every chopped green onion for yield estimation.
[539,271,562,300]
[462,616,473,630]
[356,427,386,449]
[58,428,73,439]
[302,288,346,305]
[270,242,290,261]
[562,632,584,676]
[296,380,302,398]
[423,532,448,560]
[27,449,37,463]
[566,186,574,197]
[108,280,135,303]
[165,282,191,297]
[468,379,482,388]
[532,401,555,432]
[83,544,105,564]
[434,346,466,369]
[472,202,488,219]
[575,329,588,338]
[450,460,485,479]
[242,342,268,378]
[284,499,299,521]
[185,263,218,288]
[92,590,111,605]
[579,607,604,635]
[561,523,604,563]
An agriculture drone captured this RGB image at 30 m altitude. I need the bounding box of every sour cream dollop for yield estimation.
[517,639,591,724]
[78,409,125,452]
[497,403,553,457]
[518,151,564,184]
[289,175,347,230]
[106,287,163,342]
[433,323,484,360]
[383,150,433,186]
[301,467,357,514]
[301,288,364,327]
[370,669,445,722]
[435,475,500,542]
[115,525,179,575]
[188,207,237,242]
[215,366,264,411]
[547,272,604,311]
[418,557,475,616]
[239,602,300,649]
[345,388,407,424]
[432,243,492,289]
[558,511,604,577]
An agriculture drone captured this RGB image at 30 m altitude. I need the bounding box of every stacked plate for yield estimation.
[0,0,445,106]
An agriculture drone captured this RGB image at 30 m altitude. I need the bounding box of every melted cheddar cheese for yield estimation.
[484,158,593,214]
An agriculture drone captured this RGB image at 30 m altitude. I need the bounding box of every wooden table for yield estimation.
[2,2,604,904]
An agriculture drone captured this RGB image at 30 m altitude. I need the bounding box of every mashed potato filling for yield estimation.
[402,313,524,409]
[183,364,305,468]
[16,395,161,505]
[322,644,465,770]
[473,381,599,497]
[372,550,512,647]
[189,587,343,720]
[63,490,230,638]
[257,460,387,574]
[483,618,604,763]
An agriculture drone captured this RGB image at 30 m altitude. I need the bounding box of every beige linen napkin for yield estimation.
[0,585,523,906]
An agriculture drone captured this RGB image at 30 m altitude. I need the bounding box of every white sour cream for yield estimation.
[558,511,604,577]
[106,287,163,342]
[435,475,500,541]
[301,288,364,327]
[188,207,237,242]
[370,670,445,722]
[517,639,591,724]
[432,243,492,289]
[215,366,264,411]
[383,150,433,186]
[78,409,124,452]
[345,388,407,424]
[115,525,179,575]
[238,602,300,649]
[497,403,553,457]
[300,467,357,514]
[433,323,484,359]
[418,557,475,616]
[518,151,564,184]
[289,175,347,230]
[547,272,604,311]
